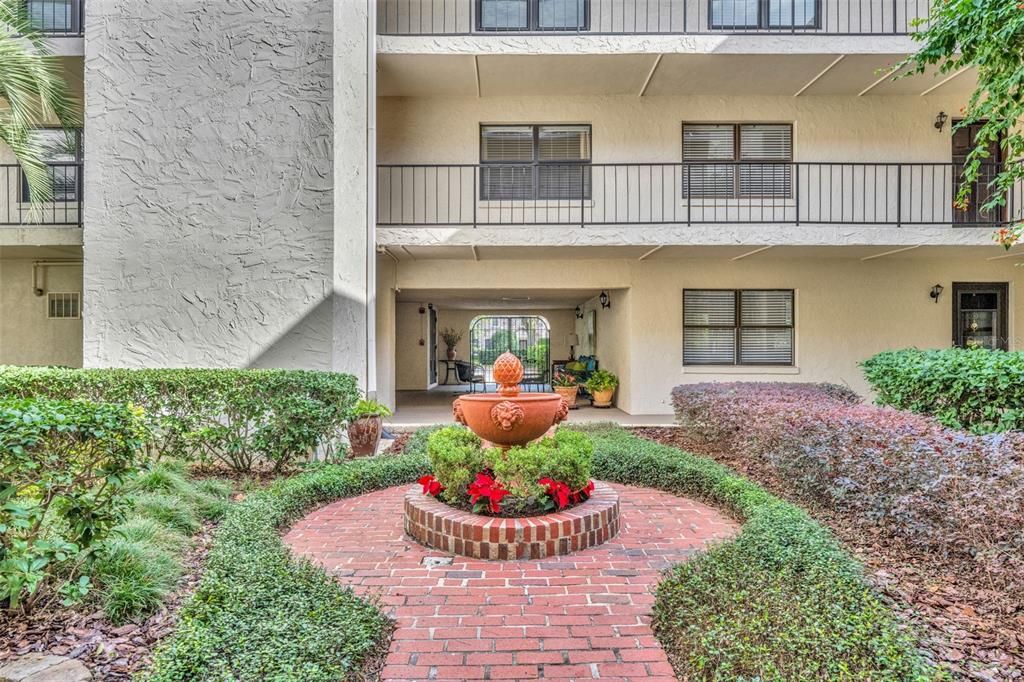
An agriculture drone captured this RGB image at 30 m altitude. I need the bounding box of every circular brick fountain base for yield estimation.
[404,481,620,560]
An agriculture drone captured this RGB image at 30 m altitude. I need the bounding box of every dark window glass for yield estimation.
[480,124,591,200]
[684,289,794,365]
[710,0,819,29]
[478,0,587,31]
[20,128,82,203]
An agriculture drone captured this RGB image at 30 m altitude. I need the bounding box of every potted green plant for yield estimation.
[440,327,463,361]
[551,371,579,409]
[347,398,393,457]
[584,369,619,408]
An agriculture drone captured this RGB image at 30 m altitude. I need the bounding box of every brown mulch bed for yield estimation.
[0,522,215,681]
[633,426,1024,682]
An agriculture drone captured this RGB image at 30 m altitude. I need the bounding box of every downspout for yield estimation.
[364,0,378,398]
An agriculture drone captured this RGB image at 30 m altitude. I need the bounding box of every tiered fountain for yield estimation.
[404,352,621,560]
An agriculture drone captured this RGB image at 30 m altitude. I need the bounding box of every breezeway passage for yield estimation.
[283,482,737,682]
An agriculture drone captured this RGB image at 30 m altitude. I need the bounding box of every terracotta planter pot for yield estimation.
[591,388,615,408]
[553,385,578,409]
[446,348,457,361]
[348,415,382,457]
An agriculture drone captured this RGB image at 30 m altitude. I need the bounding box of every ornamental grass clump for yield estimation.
[423,426,594,515]
[672,382,1024,593]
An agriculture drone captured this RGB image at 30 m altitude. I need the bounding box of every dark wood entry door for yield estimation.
[952,282,1008,350]
[952,121,1004,224]
[428,307,438,384]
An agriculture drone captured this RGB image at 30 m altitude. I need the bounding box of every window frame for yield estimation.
[46,291,81,320]
[479,123,593,201]
[707,0,822,30]
[682,122,794,200]
[20,126,83,204]
[683,288,795,366]
[951,282,1008,351]
[476,0,590,32]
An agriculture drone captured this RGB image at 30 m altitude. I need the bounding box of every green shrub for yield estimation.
[492,429,592,505]
[426,427,488,505]
[145,454,430,682]
[401,424,453,458]
[577,425,939,681]
[0,398,149,612]
[0,367,360,472]
[425,427,594,514]
[862,347,1024,433]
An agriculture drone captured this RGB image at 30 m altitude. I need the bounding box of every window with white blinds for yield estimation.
[480,124,591,200]
[682,123,792,199]
[20,128,83,203]
[683,289,794,365]
[710,0,819,29]
[478,0,588,31]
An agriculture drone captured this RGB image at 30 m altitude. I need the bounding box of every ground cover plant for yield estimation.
[669,382,1024,678]
[574,424,939,681]
[862,347,1024,433]
[0,367,359,472]
[422,426,594,515]
[145,454,429,682]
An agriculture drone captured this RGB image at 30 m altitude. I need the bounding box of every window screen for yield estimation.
[478,0,587,31]
[481,124,591,200]
[20,128,82,203]
[683,123,792,199]
[710,0,819,29]
[683,289,794,365]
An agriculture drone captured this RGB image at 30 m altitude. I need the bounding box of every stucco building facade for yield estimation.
[1,0,1021,416]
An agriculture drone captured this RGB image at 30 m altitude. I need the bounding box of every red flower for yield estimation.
[539,477,571,510]
[468,473,509,514]
[571,480,595,504]
[418,474,442,497]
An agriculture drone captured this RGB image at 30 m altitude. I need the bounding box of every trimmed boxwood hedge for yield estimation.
[148,427,937,681]
[145,454,429,682]
[0,367,360,471]
[579,425,940,681]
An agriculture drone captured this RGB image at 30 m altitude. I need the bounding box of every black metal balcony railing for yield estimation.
[1,163,83,226]
[26,0,84,36]
[378,0,931,36]
[377,162,1022,227]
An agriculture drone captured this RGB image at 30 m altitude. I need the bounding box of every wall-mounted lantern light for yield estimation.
[929,284,944,303]
[599,290,610,309]
[934,111,948,132]
[575,305,583,319]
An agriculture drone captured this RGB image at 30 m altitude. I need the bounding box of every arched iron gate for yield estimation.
[469,315,550,391]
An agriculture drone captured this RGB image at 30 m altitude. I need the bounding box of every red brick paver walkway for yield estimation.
[284,483,738,682]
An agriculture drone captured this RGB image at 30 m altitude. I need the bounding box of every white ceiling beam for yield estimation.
[919,66,970,97]
[858,65,899,97]
[473,55,482,97]
[470,245,479,261]
[860,244,921,261]
[986,249,1024,261]
[379,246,400,264]
[399,245,416,261]
[731,246,773,261]
[638,54,663,97]
[794,55,845,97]
[638,245,663,260]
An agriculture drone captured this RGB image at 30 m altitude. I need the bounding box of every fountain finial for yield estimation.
[492,351,524,397]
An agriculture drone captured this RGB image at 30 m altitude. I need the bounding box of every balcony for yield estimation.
[1,163,83,226]
[377,162,1022,228]
[378,0,930,36]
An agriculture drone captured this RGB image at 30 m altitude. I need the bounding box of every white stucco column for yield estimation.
[333,0,376,391]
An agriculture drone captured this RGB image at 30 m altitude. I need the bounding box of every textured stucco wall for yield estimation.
[393,254,1024,414]
[82,0,340,369]
[0,259,83,367]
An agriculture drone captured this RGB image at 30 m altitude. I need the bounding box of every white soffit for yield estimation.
[475,54,657,96]
[645,54,839,96]
[377,55,478,96]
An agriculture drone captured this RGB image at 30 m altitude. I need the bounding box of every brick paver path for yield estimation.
[284,483,738,682]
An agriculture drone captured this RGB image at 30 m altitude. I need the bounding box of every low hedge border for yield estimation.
[145,454,430,682]
[577,425,940,681]
[147,427,937,681]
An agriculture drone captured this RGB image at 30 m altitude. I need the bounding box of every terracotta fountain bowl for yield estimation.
[454,393,567,449]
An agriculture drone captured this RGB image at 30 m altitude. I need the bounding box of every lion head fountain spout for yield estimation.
[453,352,569,449]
